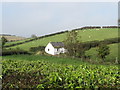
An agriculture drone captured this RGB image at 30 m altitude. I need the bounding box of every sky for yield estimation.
[0,2,118,37]
[118,2,120,26]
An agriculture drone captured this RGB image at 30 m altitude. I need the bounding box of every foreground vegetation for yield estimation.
[2,58,120,88]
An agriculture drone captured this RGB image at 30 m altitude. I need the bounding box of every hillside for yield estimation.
[6,28,118,51]
[0,34,26,41]
[2,28,119,88]
[86,43,119,61]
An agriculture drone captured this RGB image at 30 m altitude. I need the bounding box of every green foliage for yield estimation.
[64,30,85,58]
[31,34,37,38]
[0,36,8,48]
[2,59,120,88]
[29,46,45,52]
[1,48,30,56]
[65,30,79,44]
[2,55,88,65]
[97,44,110,61]
[85,43,119,63]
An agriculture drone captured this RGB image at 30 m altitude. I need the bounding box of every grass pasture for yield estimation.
[86,43,119,62]
[2,55,88,66]
[6,28,118,51]
[5,38,31,46]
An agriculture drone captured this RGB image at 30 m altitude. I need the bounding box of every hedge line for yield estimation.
[29,46,45,52]
[2,37,119,56]
[72,26,118,31]
[4,31,69,48]
[1,49,30,56]
[82,37,120,50]
[29,37,119,53]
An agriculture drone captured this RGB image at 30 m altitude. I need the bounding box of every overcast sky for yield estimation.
[1,2,118,37]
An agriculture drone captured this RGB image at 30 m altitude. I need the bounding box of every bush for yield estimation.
[82,37,120,50]
[1,48,30,56]
[97,44,110,61]
[29,46,45,52]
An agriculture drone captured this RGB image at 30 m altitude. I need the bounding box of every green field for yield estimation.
[3,42,119,64]
[6,28,118,51]
[86,43,119,62]
[5,38,31,46]
[2,55,89,66]
[2,28,119,88]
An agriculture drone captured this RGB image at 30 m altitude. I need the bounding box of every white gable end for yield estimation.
[45,43,55,55]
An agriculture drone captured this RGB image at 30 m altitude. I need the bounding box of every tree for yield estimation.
[64,30,85,58]
[31,34,37,38]
[97,43,110,61]
[0,36,8,48]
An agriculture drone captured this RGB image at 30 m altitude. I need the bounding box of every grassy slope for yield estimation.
[86,43,119,61]
[7,28,118,51]
[2,55,89,66]
[2,54,118,66]
[5,38,31,46]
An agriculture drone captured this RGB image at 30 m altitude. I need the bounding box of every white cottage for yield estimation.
[45,42,66,55]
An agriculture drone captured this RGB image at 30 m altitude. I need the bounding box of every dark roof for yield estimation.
[50,42,64,47]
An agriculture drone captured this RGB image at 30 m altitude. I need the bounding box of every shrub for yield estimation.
[97,44,110,61]
[1,48,30,56]
[0,36,8,48]
[29,46,45,52]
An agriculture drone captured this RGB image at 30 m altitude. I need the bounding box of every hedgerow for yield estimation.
[1,49,30,56]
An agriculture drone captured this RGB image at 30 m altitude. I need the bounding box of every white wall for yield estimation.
[45,43,55,55]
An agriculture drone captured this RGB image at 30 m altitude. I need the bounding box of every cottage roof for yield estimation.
[50,42,64,47]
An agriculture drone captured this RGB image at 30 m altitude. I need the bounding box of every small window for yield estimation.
[48,49,50,51]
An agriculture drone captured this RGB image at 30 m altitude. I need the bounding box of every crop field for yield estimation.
[0,35,26,42]
[6,28,118,51]
[2,58,120,88]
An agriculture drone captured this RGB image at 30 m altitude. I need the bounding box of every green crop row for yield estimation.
[2,59,120,88]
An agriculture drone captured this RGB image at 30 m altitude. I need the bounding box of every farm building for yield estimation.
[45,42,67,55]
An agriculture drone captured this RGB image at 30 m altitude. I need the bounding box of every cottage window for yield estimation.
[48,49,49,51]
